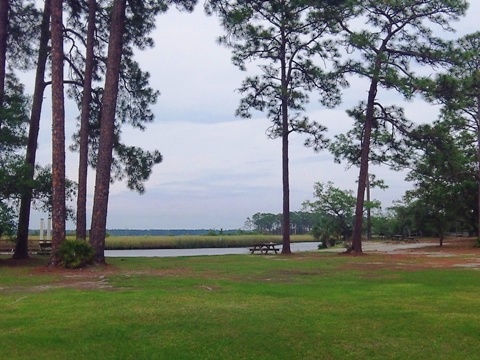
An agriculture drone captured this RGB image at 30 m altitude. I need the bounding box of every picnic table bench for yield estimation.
[391,235,417,243]
[249,242,280,254]
[0,240,14,253]
[38,241,52,254]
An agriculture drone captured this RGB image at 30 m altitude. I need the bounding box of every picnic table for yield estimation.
[391,235,417,243]
[249,242,280,254]
[0,240,14,253]
[38,241,52,254]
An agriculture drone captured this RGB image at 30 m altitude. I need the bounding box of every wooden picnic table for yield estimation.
[37,240,52,254]
[0,240,14,253]
[391,235,417,243]
[249,242,280,254]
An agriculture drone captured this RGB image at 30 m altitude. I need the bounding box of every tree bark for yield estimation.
[350,79,378,254]
[50,0,66,266]
[0,0,8,107]
[76,0,96,241]
[280,26,291,254]
[13,0,51,259]
[281,113,291,254]
[366,174,371,240]
[89,0,126,264]
[476,96,480,238]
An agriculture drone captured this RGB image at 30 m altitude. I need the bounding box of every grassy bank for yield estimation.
[1,249,480,359]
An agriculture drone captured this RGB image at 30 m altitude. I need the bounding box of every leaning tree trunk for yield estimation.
[50,0,66,266]
[13,0,51,259]
[89,0,126,264]
[366,174,371,240]
[76,0,96,241]
[350,79,378,255]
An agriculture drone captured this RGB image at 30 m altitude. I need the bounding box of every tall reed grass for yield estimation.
[104,234,315,250]
[19,234,315,251]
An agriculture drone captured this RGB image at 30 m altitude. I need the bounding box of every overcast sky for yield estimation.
[28,2,480,230]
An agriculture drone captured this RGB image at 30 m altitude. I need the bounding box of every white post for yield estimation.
[47,217,52,241]
[40,218,44,241]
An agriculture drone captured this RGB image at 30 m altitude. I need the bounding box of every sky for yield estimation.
[27,2,480,230]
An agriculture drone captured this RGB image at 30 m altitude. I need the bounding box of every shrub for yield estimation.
[58,240,94,269]
[313,225,339,249]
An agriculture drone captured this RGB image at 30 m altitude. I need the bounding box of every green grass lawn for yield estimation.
[1,251,479,359]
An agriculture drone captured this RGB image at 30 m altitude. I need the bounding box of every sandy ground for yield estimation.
[325,241,435,253]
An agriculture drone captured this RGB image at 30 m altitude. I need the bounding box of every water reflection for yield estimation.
[105,241,319,258]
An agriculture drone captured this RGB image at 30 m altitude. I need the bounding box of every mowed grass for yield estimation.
[1,251,479,360]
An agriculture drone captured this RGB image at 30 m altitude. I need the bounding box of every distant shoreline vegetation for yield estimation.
[29,229,249,237]
[106,229,243,237]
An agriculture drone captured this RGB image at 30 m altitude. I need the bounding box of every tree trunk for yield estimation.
[350,80,378,254]
[281,114,291,254]
[0,0,8,107]
[476,96,480,239]
[76,0,96,241]
[89,0,126,264]
[366,174,371,240]
[280,27,291,254]
[50,0,66,266]
[13,0,51,259]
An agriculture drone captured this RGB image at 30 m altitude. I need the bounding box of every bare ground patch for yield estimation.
[1,258,196,292]
[337,238,480,272]
[1,238,478,291]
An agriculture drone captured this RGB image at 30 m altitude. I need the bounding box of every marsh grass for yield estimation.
[1,251,480,359]
[22,234,314,250]
[103,234,315,250]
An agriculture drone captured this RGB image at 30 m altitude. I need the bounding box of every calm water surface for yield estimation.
[105,241,320,258]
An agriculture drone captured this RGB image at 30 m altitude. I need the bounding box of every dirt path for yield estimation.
[323,238,478,255]
[321,240,436,254]
[359,241,435,253]
[321,238,480,270]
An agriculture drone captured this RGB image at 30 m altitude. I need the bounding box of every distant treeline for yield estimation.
[29,229,242,236]
[106,229,240,236]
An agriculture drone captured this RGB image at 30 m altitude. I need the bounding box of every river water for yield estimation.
[105,241,320,258]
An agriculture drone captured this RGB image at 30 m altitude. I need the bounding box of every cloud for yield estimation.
[136,7,244,124]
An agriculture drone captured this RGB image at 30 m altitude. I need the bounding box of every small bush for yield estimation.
[58,240,94,269]
[313,225,339,249]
